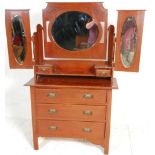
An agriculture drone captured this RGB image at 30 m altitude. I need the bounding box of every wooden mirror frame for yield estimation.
[5,10,32,69]
[115,10,145,72]
[42,2,107,59]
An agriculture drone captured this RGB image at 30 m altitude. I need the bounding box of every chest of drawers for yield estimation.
[25,76,118,154]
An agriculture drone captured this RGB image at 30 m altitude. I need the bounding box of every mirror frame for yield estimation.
[115,10,145,72]
[5,10,32,69]
[43,3,107,60]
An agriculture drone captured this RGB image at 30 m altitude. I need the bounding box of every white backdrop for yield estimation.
[2,0,155,155]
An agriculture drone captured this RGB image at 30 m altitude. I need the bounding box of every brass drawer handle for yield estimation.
[41,68,46,72]
[101,71,106,76]
[83,110,93,116]
[83,127,92,133]
[83,93,93,99]
[47,92,56,98]
[49,125,58,131]
[38,67,46,72]
[48,108,57,114]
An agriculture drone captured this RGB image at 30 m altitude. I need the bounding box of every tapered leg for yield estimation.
[103,90,112,155]
[33,135,38,150]
[104,144,109,155]
[30,87,39,150]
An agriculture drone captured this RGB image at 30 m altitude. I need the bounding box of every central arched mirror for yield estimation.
[52,11,99,51]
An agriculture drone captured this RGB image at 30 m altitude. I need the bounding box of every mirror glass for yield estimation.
[121,16,137,68]
[52,11,99,51]
[11,15,26,64]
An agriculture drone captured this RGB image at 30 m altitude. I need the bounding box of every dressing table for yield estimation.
[5,2,145,154]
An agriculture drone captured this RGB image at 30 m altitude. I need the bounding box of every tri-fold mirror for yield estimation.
[5,3,145,75]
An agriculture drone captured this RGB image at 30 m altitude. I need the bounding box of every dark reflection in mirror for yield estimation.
[121,16,137,67]
[52,11,98,51]
[11,15,26,64]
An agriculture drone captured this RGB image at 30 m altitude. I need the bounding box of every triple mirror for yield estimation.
[5,8,145,73]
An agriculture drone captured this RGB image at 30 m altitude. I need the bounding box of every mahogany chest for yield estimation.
[25,76,118,154]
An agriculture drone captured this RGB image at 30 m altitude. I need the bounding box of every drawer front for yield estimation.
[36,65,53,75]
[95,69,112,77]
[37,120,105,145]
[35,88,106,105]
[37,104,106,122]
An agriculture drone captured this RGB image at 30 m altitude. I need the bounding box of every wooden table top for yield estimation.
[25,76,118,89]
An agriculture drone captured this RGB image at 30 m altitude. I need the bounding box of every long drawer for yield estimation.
[36,104,106,122]
[35,88,107,105]
[37,120,105,145]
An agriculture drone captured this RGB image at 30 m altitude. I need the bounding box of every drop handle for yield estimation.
[47,92,56,98]
[83,93,94,99]
[38,67,46,72]
[41,68,46,72]
[83,110,93,116]
[48,125,58,131]
[101,71,106,76]
[48,108,57,114]
[83,127,92,133]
